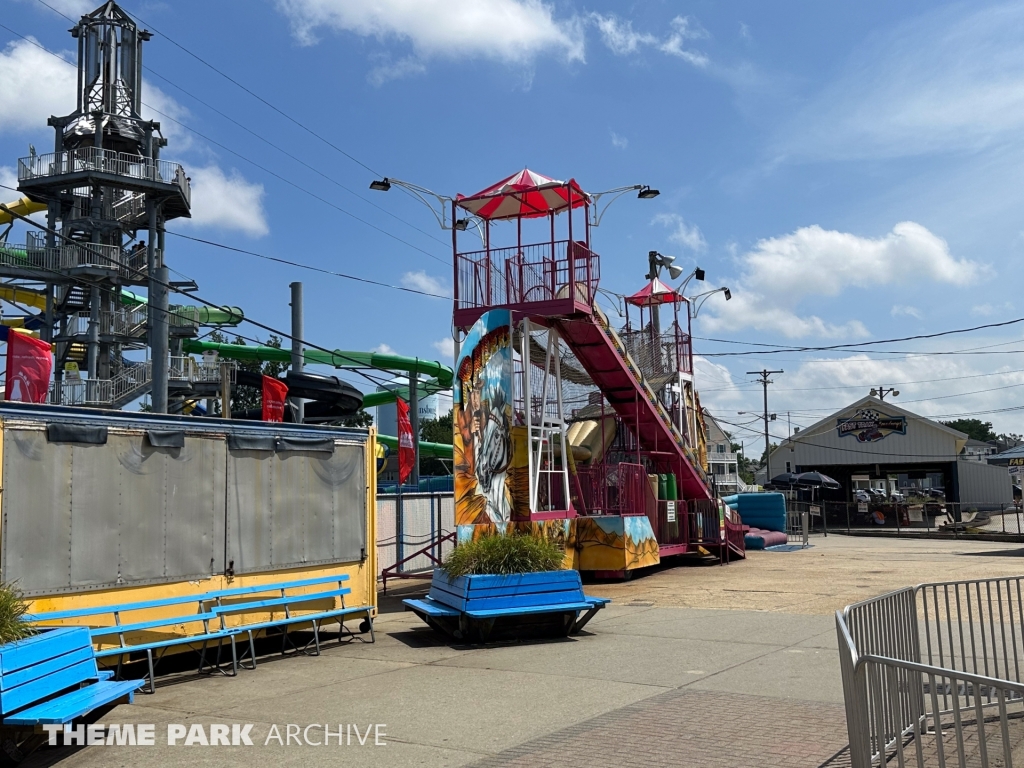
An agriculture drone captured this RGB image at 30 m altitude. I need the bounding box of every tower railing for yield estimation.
[455,239,600,313]
[19,147,191,206]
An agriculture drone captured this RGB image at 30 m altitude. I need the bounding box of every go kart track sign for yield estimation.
[836,408,907,443]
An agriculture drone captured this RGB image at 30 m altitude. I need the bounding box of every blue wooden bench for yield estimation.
[404,570,609,641]
[29,575,373,690]
[0,627,143,726]
[204,575,374,669]
[29,594,241,694]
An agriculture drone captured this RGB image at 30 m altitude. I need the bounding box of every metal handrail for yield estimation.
[838,577,1024,768]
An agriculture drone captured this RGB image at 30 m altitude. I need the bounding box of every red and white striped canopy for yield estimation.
[625,278,685,307]
[455,169,589,221]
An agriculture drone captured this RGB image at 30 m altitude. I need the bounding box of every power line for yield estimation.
[0,22,448,265]
[31,0,448,250]
[699,367,1024,394]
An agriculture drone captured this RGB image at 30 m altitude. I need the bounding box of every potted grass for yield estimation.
[408,532,607,641]
[0,580,34,647]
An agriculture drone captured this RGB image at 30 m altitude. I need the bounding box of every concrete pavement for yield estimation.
[21,534,1024,767]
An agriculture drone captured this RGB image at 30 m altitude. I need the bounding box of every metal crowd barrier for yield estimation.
[376,492,455,590]
[838,576,1024,767]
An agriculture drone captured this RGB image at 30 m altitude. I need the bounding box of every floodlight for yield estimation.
[637,186,660,199]
[659,253,676,265]
[723,288,731,300]
[694,268,705,281]
[894,390,900,397]
[454,218,470,231]
[668,264,685,280]
[369,178,391,192]
[870,388,878,397]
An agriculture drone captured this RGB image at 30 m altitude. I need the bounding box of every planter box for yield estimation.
[404,570,609,642]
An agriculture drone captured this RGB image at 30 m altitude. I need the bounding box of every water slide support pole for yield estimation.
[290,281,304,423]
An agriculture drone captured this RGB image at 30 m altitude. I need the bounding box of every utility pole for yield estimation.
[290,282,304,424]
[871,386,899,402]
[748,369,783,482]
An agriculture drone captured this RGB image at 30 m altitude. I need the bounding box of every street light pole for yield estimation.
[871,386,900,401]
[748,369,783,482]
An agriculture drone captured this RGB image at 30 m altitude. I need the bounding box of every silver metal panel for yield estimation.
[318,443,366,562]
[225,450,274,573]
[271,452,307,566]
[2,428,72,594]
[956,459,1013,505]
[164,435,223,578]
[115,434,168,582]
[69,442,122,587]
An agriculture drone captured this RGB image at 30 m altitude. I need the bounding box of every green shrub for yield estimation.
[0,580,34,645]
[441,533,565,578]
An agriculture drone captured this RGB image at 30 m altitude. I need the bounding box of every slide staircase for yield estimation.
[554,307,712,502]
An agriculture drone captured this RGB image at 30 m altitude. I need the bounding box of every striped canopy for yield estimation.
[455,169,589,221]
[625,278,685,307]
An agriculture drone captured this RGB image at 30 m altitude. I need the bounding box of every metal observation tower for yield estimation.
[0,1,236,412]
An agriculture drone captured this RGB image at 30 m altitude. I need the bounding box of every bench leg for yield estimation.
[365,614,375,644]
[571,606,602,635]
[243,629,257,671]
[146,649,156,694]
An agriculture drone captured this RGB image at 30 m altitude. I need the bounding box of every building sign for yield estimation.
[836,408,907,443]
[666,500,676,523]
[1008,457,1024,467]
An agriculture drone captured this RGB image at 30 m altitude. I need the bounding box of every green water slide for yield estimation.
[119,290,243,325]
[376,434,454,459]
[180,339,454,409]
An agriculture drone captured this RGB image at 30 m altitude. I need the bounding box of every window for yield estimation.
[717,444,727,453]
[786,461,791,473]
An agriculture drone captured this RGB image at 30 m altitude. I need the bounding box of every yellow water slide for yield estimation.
[0,196,46,226]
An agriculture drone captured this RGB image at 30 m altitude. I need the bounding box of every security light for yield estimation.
[454,218,470,231]
[694,268,705,281]
[723,288,731,300]
[870,388,878,397]
[637,186,660,199]
[668,264,684,280]
[369,178,391,192]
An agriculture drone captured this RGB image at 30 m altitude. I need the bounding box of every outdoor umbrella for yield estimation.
[795,471,842,490]
[768,472,801,488]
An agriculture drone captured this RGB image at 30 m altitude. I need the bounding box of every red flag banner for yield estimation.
[261,375,288,422]
[6,332,52,403]
[396,397,415,484]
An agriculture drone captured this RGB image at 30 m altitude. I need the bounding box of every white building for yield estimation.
[703,409,755,495]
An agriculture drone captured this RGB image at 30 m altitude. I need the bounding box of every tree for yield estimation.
[418,410,453,476]
[941,419,996,442]
[206,331,287,416]
[337,411,373,428]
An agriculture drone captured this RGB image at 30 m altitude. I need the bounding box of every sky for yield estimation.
[2,0,1024,455]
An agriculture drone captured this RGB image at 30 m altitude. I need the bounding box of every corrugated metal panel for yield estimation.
[322,444,366,562]
[117,433,170,582]
[225,449,274,573]
[69,442,122,587]
[163,435,224,579]
[2,428,72,593]
[956,460,1014,506]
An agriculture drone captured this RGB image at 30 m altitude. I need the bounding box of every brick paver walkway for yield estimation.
[465,689,849,768]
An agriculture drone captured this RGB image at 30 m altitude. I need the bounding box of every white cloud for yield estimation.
[178,166,269,237]
[659,16,709,67]
[971,302,1014,317]
[591,13,708,67]
[610,131,628,149]
[0,166,17,193]
[591,15,657,55]
[276,0,584,83]
[739,22,751,41]
[368,55,427,86]
[19,0,94,14]
[652,212,706,252]
[373,343,398,355]
[699,222,986,338]
[0,39,76,135]
[401,270,451,297]
[891,305,922,319]
[779,4,1024,162]
[432,337,456,361]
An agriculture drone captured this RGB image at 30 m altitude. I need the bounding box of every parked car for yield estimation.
[854,489,872,503]
[927,488,945,500]
[868,488,887,500]
[890,490,905,503]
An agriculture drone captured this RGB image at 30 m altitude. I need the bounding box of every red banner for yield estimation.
[261,375,288,422]
[396,397,415,484]
[5,332,52,403]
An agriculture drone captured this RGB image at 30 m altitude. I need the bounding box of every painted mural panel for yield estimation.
[455,310,515,526]
[576,516,660,572]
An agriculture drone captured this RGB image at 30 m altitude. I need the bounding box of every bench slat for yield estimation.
[3,679,143,726]
[434,571,582,593]
[212,589,346,615]
[93,630,232,658]
[403,598,461,618]
[0,645,94,693]
[464,601,597,619]
[202,574,350,600]
[89,611,220,638]
[0,627,90,675]
[227,606,372,634]
[0,657,98,714]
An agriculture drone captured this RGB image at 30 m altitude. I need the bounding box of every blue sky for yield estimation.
[3,0,1024,452]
